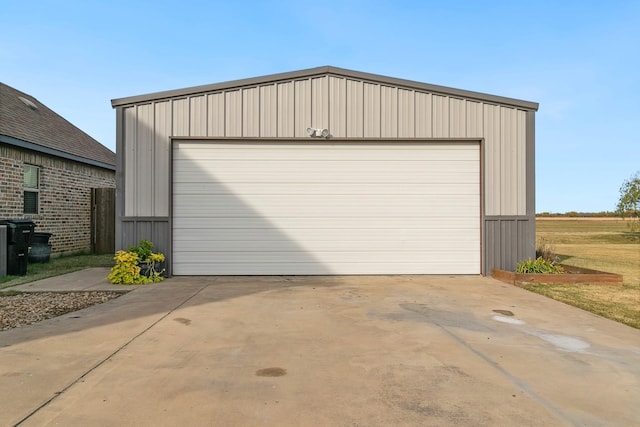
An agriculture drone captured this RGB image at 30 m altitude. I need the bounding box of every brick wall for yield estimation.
[0,145,115,255]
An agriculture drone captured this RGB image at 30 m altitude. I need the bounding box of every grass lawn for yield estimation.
[0,253,114,290]
[528,218,640,329]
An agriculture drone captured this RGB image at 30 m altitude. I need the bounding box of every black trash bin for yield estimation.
[29,232,53,263]
[1,219,35,276]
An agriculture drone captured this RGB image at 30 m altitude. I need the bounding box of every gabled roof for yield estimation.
[0,83,115,170]
[111,65,539,111]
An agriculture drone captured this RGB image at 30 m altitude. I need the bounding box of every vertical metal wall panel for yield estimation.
[277,82,295,137]
[260,85,277,137]
[518,218,535,263]
[483,219,496,273]
[449,98,466,138]
[526,111,536,218]
[329,76,347,138]
[500,220,515,268]
[500,107,518,215]
[415,92,432,137]
[311,77,329,130]
[172,98,189,136]
[484,217,535,273]
[483,103,501,216]
[121,220,135,249]
[432,95,449,137]
[189,96,207,136]
[381,86,398,138]
[242,87,259,137]
[294,79,311,138]
[120,219,171,273]
[124,107,137,216]
[115,107,124,250]
[397,89,414,138]
[346,79,363,137]
[466,101,483,138]
[207,93,225,136]
[154,101,171,216]
[136,104,154,216]
[225,90,242,137]
[517,110,527,215]
[363,82,381,137]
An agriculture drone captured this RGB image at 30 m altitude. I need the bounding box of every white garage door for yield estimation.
[172,141,480,275]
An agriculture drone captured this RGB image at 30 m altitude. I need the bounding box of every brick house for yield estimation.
[0,82,115,255]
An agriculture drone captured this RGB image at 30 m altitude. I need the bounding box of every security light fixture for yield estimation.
[306,127,330,139]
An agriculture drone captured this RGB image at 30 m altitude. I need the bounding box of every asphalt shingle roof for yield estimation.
[0,83,115,167]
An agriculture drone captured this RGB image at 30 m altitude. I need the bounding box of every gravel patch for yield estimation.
[0,291,123,330]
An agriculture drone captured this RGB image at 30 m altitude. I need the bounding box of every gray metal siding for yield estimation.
[364,82,380,137]
[123,106,136,217]
[260,85,277,137]
[415,92,431,137]
[329,76,346,137]
[225,91,242,137]
[484,217,535,273]
[243,87,259,137]
[190,96,206,136]
[207,93,225,136]
[277,83,294,137]
[114,68,537,273]
[346,80,363,137]
[120,218,171,272]
[154,101,171,216]
[295,80,311,138]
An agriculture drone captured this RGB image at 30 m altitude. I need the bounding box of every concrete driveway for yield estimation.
[1,272,639,426]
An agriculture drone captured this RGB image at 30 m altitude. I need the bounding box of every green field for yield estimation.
[529,218,640,328]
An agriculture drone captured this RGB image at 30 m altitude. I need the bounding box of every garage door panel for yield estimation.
[173,262,478,276]
[173,217,478,230]
[173,195,479,217]
[175,142,479,161]
[173,250,479,265]
[175,159,479,173]
[172,141,480,275]
[173,227,479,243]
[172,238,479,252]
[173,182,479,196]
[174,168,479,184]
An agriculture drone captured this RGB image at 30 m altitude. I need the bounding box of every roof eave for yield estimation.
[111,66,539,111]
[0,134,116,171]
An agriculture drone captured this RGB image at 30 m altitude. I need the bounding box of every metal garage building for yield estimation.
[111,66,538,276]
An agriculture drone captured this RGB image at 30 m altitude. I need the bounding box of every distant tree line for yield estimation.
[536,211,619,217]
[537,172,639,233]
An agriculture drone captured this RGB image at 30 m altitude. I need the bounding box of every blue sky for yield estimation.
[2,0,639,213]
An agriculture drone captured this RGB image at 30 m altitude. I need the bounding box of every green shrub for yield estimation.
[516,257,564,274]
[127,239,153,262]
[107,240,165,285]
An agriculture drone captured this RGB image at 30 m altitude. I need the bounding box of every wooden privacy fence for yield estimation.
[92,187,115,254]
